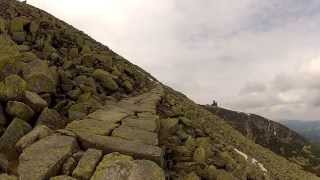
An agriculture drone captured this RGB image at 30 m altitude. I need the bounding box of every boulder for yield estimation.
[112,125,159,145]
[22,60,57,93]
[16,125,53,151]
[66,119,119,136]
[87,109,128,123]
[0,17,6,33]
[77,133,164,166]
[193,147,206,163]
[0,75,27,101]
[0,153,9,173]
[91,153,165,180]
[62,156,77,176]
[0,118,31,160]
[23,91,48,112]
[92,69,118,91]
[6,101,34,122]
[72,149,103,180]
[9,17,29,33]
[184,172,201,180]
[18,135,79,180]
[122,117,158,132]
[11,31,26,43]
[37,108,66,130]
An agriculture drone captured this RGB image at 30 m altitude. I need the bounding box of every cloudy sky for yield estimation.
[26,0,320,121]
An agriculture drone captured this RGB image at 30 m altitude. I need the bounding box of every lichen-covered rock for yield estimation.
[91,153,165,180]
[193,147,206,163]
[112,125,159,145]
[16,125,53,151]
[0,118,31,160]
[66,119,119,136]
[92,69,119,91]
[123,80,133,92]
[9,17,29,33]
[18,135,79,180]
[0,75,27,101]
[87,109,128,124]
[0,17,6,33]
[62,156,77,176]
[0,153,9,173]
[11,31,26,43]
[22,60,57,93]
[6,101,34,122]
[24,91,48,112]
[184,172,201,180]
[72,149,103,180]
[37,108,66,130]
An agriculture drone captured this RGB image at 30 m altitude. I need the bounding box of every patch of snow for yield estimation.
[251,158,268,173]
[234,148,248,160]
[273,130,277,136]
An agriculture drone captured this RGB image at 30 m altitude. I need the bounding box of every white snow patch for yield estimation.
[251,158,268,173]
[234,148,248,160]
[273,130,277,136]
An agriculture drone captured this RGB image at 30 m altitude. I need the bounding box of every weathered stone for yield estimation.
[62,156,77,176]
[22,60,57,93]
[72,149,103,180]
[87,109,128,123]
[18,135,79,180]
[122,117,158,132]
[24,91,48,112]
[160,118,179,138]
[112,125,159,145]
[0,17,6,33]
[18,45,31,52]
[77,133,164,165]
[123,80,133,92]
[37,108,66,130]
[29,21,39,34]
[66,118,118,136]
[11,31,26,43]
[10,17,29,33]
[0,75,27,101]
[91,153,165,180]
[0,118,31,160]
[6,101,34,121]
[50,175,77,180]
[193,147,206,163]
[92,69,119,91]
[0,174,17,180]
[69,48,78,58]
[16,125,53,151]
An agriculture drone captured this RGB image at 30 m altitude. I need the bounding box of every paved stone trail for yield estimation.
[15,84,166,180]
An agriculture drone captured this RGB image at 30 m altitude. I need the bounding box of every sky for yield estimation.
[25,0,320,121]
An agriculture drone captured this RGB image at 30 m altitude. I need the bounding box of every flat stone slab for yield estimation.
[66,119,119,136]
[87,109,128,123]
[72,149,103,180]
[122,117,158,132]
[112,125,158,145]
[77,133,163,166]
[18,135,79,180]
[91,153,165,180]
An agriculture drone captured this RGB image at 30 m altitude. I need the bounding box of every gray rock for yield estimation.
[6,101,34,122]
[0,174,17,180]
[50,175,77,180]
[62,156,77,176]
[77,132,163,166]
[72,149,103,180]
[91,153,165,180]
[37,108,66,130]
[18,135,79,180]
[112,125,159,145]
[24,91,48,112]
[0,118,31,160]
[122,117,158,132]
[66,118,119,136]
[0,153,8,173]
[87,109,128,124]
[16,125,53,151]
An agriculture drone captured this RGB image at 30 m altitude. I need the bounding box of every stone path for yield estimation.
[14,84,166,180]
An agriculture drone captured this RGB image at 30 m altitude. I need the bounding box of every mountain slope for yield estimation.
[281,120,320,144]
[204,105,320,175]
[0,0,318,179]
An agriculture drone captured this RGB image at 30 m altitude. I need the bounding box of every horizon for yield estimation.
[25,0,320,121]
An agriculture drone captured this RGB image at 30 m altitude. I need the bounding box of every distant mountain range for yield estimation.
[280,120,320,144]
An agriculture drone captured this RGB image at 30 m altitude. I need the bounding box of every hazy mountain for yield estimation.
[281,120,320,144]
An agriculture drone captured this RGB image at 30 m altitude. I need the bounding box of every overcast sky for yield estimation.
[26,0,320,121]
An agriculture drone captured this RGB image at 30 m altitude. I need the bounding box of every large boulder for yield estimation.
[0,75,27,101]
[72,149,103,180]
[92,69,119,91]
[37,108,66,130]
[23,91,48,112]
[16,125,53,151]
[18,135,79,180]
[0,118,32,160]
[91,153,165,180]
[6,101,34,122]
[66,119,119,136]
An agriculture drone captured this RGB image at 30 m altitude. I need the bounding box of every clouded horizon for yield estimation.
[26,0,320,121]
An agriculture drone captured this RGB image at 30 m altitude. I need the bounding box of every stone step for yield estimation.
[112,125,159,145]
[77,132,164,166]
[87,109,129,123]
[122,117,159,132]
